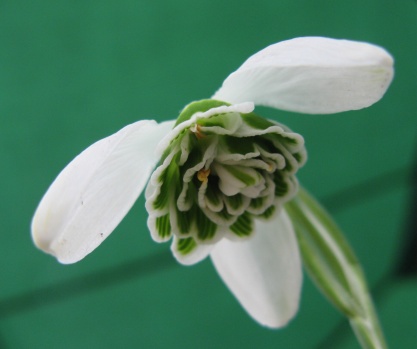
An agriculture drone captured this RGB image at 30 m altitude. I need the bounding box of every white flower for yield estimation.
[31,37,393,328]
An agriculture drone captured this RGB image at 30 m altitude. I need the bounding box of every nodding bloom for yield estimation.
[32,37,393,328]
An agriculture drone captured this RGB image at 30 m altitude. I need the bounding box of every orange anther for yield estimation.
[191,124,205,139]
[197,168,211,182]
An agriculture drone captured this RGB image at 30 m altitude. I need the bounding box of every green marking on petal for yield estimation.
[152,180,169,210]
[254,136,277,154]
[218,207,234,222]
[264,136,295,173]
[159,135,186,165]
[176,237,197,256]
[273,171,290,197]
[196,208,217,241]
[153,155,181,210]
[293,150,307,166]
[293,152,303,163]
[197,114,227,128]
[203,205,236,227]
[269,132,299,147]
[249,196,265,209]
[222,165,259,187]
[224,194,243,212]
[177,179,197,211]
[230,212,253,237]
[205,179,224,212]
[183,144,203,170]
[241,112,276,130]
[206,186,221,206]
[222,135,256,155]
[176,206,194,235]
[156,214,172,239]
[258,205,276,219]
[175,99,230,126]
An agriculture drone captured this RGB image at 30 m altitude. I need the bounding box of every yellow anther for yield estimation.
[197,168,211,182]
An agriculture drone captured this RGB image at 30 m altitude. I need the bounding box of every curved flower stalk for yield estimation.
[286,189,388,349]
[32,37,394,342]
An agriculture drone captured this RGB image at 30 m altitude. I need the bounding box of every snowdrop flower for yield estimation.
[32,37,393,328]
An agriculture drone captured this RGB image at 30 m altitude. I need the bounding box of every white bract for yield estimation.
[32,37,393,328]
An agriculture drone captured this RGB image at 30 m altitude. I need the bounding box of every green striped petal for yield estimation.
[145,100,306,265]
[171,236,214,265]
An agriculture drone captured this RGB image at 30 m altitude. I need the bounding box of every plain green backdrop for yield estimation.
[0,0,415,348]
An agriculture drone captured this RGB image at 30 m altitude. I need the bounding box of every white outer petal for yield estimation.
[213,37,394,114]
[31,119,175,264]
[210,209,302,328]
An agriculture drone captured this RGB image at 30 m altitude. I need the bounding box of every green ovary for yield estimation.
[147,100,306,256]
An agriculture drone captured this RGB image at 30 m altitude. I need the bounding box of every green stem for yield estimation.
[285,188,387,349]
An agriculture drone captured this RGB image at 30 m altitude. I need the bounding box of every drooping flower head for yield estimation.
[31,37,394,329]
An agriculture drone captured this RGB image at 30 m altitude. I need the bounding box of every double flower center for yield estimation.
[145,100,306,257]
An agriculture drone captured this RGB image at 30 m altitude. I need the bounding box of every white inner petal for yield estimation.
[213,163,265,197]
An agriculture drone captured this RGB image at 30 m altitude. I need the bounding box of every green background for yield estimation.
[0,0,415,348]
